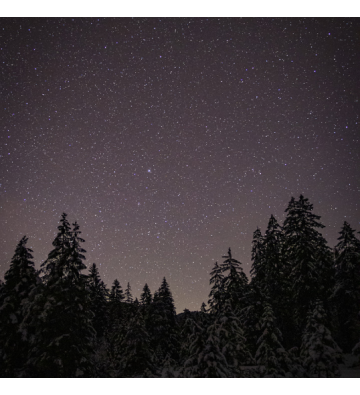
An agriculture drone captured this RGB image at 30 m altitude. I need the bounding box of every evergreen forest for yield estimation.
[1,195,360,378]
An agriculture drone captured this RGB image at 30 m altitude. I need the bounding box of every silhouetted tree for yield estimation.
[124,282,133,303]
[333,221,360,352]
[0,237,39,377]
[25,215,95,377]
[300,300,342,377]
[140,283,152,305]
[87,263,108,338]
[283,195,333,337]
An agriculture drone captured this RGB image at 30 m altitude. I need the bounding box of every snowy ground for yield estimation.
[339,354,360,378]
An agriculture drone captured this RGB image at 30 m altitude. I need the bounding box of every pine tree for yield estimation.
[146,277,179,365]
[140,283,152,305]
[184,320,232,378]
[110,279,125,304]
[124,282,133,303]
[218,300,254,376]
[87,263,108,338]
[333,222,360,352]
[262,215,294,348]
[255,301,299,377]
[119,309,156,377]
[24,215,96,377]
[249,227,265,291]
[107,278,126,364]
[239,285,263,356]
[179,311,201,365]
[300,300,342,377]
[208,261,225,315]
[283,195,333,336]
[221,248,248,312]
[0,236,39,377]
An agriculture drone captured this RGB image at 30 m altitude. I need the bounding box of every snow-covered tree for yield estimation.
[255,301,300,377]
[300,300,342,378]
[119,309,156,377]
[218,300,253,375]
[283,195,333,335]
[0,236,39,377]
[24,215,96,377]
[333,221,360,352]
[184,319,232,378]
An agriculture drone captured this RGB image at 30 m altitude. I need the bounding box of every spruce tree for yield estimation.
[333,222,360,352]
[140,283,152,305]
[0,236,39,377]
[119,309,156,377]
[107,279,126,364]
[110,279,124,303]
[255,301,299,377]
[124,282,133,303]
[218,300,254,376]
[87,263,108,338]
[221,248,248,312]
[184,320,232,378]
[262,215,294,348]
[249,227,265,291]
[146,278,178,365]
[25,215,96,377]
[208,261,225,315]
[300,300,342,377]
[283,195,333,336]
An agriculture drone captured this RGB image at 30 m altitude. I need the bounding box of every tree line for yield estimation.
[0,195,359,377]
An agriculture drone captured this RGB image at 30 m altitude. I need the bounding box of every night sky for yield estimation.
[1,17,359,312]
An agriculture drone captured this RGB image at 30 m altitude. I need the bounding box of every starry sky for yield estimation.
[1,17,359,312]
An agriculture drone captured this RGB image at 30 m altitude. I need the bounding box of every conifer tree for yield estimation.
[208,261,225,315]
[184,320,232,378]
[283,195,333,335]
[146,277,178,365]
[0,236,39,377]
[87,263,108,338]
[239,285,263,356]
[262,215,294,348]
[124,282,133,303]
[300,300,342,377]
[119,309,156,377]
[179,311,202,365]
[249,227,265,291]
[221,248,248,312]
[107,279,125,360]
[255,301,300,377]
[333,222,360,352]
[110,279,124,303]
[25,215,95,377]
[218,300,254,375]
[140,283,152,305]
